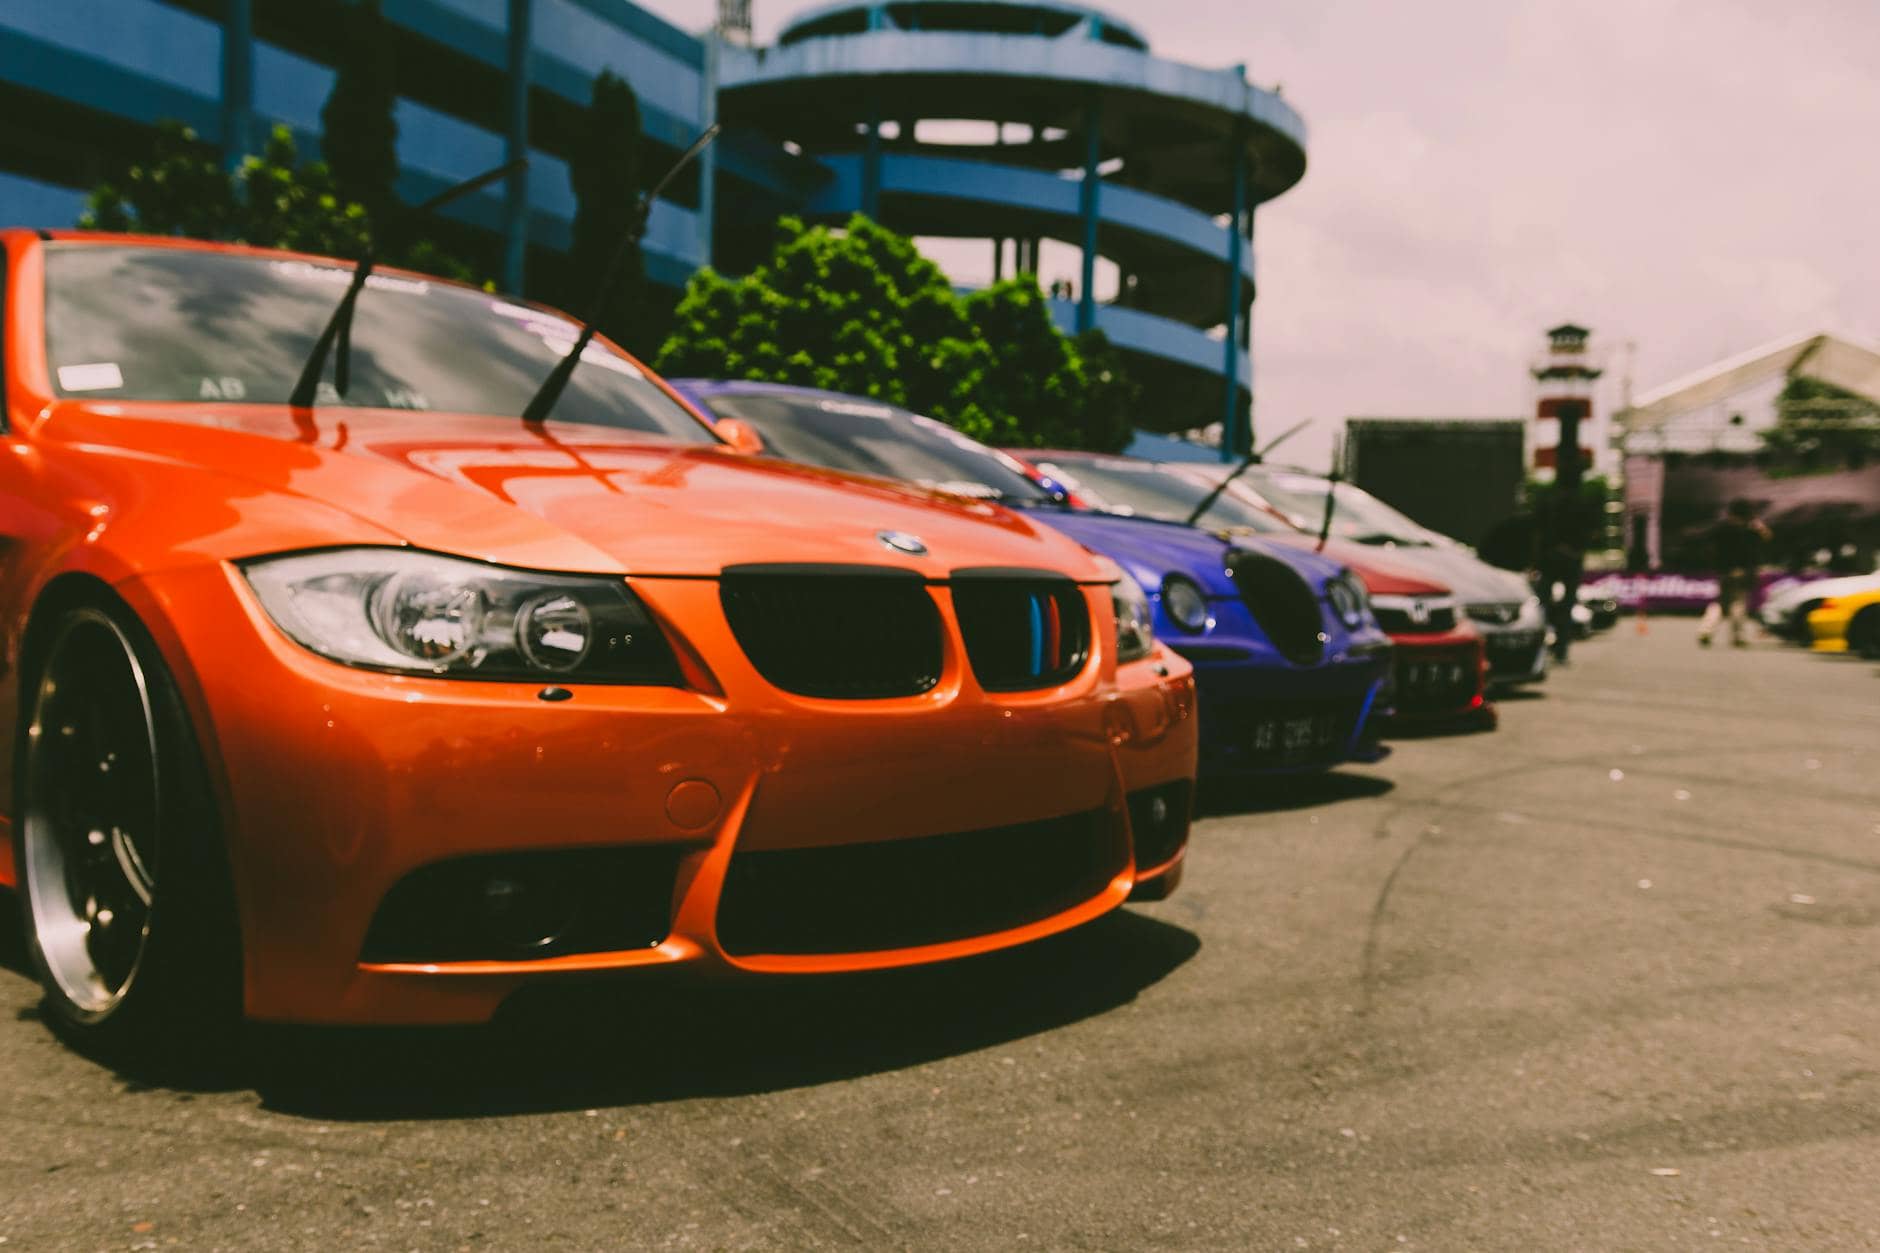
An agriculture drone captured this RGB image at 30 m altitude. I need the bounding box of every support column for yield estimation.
[501,0,533,294]
[1076,93,1103,333]
[991,120,1005,283]
[1220,125,1248,461]
[220,0,254,171]
[861,91,882,220]
[698,32,719,270]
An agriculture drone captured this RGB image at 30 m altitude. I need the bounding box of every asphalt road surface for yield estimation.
[3,622,1878,1251]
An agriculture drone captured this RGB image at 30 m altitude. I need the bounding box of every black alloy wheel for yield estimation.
[13,592,240,1061]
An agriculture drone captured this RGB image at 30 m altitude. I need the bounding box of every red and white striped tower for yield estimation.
[1530,323,1602,480]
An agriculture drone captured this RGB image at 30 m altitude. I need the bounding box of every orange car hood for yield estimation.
[49,404,1110,579]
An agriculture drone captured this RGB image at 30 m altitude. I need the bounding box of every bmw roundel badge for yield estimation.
[878,530,929,556]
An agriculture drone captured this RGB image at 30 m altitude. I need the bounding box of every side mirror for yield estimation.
[714,417,766,456]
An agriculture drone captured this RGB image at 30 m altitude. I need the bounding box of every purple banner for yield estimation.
[1582,570,1831,613]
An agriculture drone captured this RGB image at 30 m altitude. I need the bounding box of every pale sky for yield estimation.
[640,0,1877,469]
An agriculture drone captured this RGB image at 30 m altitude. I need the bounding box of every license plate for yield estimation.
[1402,660,1469,690]
[1249,711,1341,762]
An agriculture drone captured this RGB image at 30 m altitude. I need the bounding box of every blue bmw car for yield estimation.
[669,380,1392,776]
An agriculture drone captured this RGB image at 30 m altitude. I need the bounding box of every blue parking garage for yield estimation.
[0,0,1307,440]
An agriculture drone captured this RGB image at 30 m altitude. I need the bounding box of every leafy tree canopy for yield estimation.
[82,123,477,284]
[655,215,1137,451]
[1765,374,1879,472]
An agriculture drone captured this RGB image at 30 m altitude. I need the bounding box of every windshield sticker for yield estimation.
[819,399,897,419]
[57,362,125,392]
[268,260,431,296]
[198,376,248,400]
[486,301,643,379]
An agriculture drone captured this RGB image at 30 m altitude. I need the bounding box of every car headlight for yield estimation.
[240,548,681,683]
[1160,575,1211,633]
[1110,570,1156,663]
[1326,573,1370,629]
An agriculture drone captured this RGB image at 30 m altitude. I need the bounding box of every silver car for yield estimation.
[1235,468,1549,689]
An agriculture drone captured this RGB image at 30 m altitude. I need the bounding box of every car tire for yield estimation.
[1850,606,1880,660]
[11,589,242,1066]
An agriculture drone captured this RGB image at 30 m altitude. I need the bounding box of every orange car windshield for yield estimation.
[42,244,716,442]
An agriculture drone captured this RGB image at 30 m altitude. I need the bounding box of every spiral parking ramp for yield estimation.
[717,0,1308,445]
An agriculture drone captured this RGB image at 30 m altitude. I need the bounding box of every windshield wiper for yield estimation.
[522,124,720,427]
[1179,417,1314,528]
[289,158,524,409]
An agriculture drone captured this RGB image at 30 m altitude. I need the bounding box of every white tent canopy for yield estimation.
[1620,330,1880,433]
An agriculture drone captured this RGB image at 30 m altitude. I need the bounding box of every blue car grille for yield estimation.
[1226,550,1328,666]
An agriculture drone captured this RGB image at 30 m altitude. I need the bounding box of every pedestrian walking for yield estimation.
[1533,490,1590,665]
[1698,498,1771,648]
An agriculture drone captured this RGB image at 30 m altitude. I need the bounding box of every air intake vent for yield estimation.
[950,569,1091,691]
[721,566,943,699]
[715,808,1123,955]
[1227,549,1328,666]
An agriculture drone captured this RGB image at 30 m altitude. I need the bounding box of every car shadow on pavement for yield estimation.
[244,908,1198,1120]
[1197,769,1394,818]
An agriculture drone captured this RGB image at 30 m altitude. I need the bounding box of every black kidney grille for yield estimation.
[721,569,943,699]
[950,574,1091,691]
[1227,550,1328,666]
[715,808,1124,955]
[1373,603,1459,635]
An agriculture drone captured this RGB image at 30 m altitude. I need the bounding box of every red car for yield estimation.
[1011,451,1492,729]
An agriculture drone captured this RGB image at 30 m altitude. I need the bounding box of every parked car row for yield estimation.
[0,231,1559,1063]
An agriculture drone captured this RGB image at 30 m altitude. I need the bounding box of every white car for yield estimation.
[1759,572,1880,641]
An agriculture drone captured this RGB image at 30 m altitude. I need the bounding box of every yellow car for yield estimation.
[1808,587,1880,658]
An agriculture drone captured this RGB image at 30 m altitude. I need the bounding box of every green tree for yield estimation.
[655,214,1136,449]
[82,122,478,283]
[1763,375,1880,472]
[962,279,1137,451]
[321,0,400,227]
[85,123,372,258]
[657,214,991,428]
[567,71,644,350]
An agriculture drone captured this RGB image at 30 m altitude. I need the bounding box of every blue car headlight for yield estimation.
[1161,575,1211,633]
[1327,572,1371,630]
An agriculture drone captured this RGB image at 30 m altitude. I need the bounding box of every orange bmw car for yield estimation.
[0,231,1196,1051]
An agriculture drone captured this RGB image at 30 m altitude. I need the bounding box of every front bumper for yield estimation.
[123,564,1198,1025]
[1379,628,1489,726]
[1169,640,1389,776]
[1474,616,1548,687]
[1807,605,1852,651]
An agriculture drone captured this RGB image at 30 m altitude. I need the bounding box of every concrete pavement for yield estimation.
[2,622,1877,1250]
